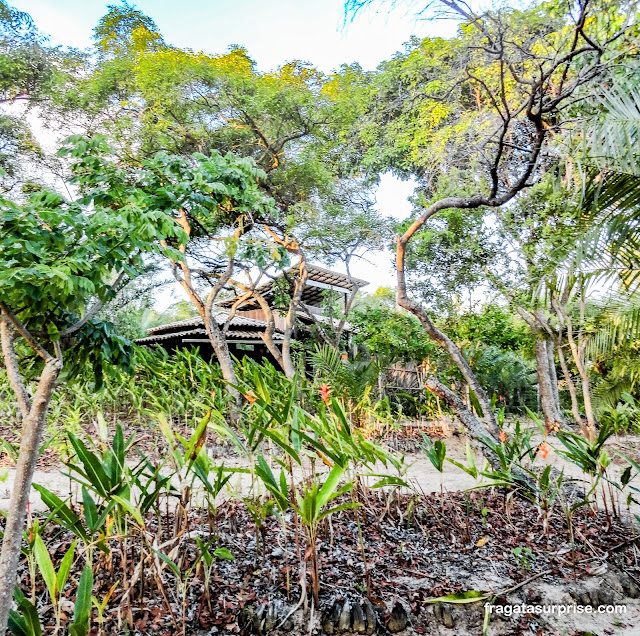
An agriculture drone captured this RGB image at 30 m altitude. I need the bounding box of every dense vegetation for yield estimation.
[1,0,640,634]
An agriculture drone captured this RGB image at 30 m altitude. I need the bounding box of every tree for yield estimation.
[0,0,70,191]
[63,135,277,399]
[347,0,632,449]
[0,150,182,632]
[55,4,373,378]
[292,180,390,350]
[567,72,640,414]
[352,304,437,367]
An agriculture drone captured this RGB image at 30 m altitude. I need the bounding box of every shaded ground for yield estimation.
[1,419,640,635]
[3,488,639,635]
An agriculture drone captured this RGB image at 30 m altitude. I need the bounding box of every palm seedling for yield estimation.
[555,420,616,516]
[418,433,447,493]
[292,464,358,606]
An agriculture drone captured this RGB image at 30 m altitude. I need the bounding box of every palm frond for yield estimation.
[587,300,640,359]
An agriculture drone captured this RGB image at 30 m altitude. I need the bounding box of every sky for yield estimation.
[12,0,457,306]
[13,0,458,72]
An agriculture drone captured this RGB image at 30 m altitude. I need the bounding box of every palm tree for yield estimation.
[577,76,640,410]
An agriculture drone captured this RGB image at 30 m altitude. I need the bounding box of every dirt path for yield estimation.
[2,430,638,517]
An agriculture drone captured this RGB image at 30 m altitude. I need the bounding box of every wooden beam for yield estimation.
[305,279,351,294]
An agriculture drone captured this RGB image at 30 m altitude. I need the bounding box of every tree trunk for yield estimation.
[205,312,240,394]
[552,296,597,439]
[282,261,308,379]
[425,377,520,475]
[253,295,285,370]
[330,262,359,350]
[0,317,31,418]
[425,376,581,499]
[555,340,583,428]
[546,339,562,417]
[165,215,243,410]
[0,356,62,634]
[535,338,563,432]
[397,296,498,436]
[204,288,240,409]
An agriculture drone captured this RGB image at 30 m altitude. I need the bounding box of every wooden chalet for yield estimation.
[135,264,368,363]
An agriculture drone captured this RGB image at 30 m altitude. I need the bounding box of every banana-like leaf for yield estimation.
[69,565,93,636]
[34,534,57,602]
[424,590,489,604]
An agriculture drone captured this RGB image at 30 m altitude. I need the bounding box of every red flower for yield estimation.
[319,384,330,406]
[537,442,550,459]
[499,430,508,443]
[244,391,257,405]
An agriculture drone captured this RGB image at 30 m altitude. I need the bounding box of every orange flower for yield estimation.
[244,391,257,405]
[319,384,330,405]
[537,442,550,459]
[499,430,508,443]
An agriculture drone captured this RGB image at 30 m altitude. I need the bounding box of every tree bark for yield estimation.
[204,261,241,408]
[164,214,242,409]
[252,294,285,370]
[332,284,359,350]
[555,340,583,428]
[0,316,31,418]
[397,284,498,436]
[535,338,563,433]
[228,280,285,371]
[425,376,583,500]
[282,261,308,378]
[0,356,62,634]
[552,296,597,439]
[515,307,566,431]
[546,339,562,417]
[425,377,521,476]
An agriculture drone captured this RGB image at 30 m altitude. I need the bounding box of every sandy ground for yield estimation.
[2,429,638,517]
[2,427,640,636]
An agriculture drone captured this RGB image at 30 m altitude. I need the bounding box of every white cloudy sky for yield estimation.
[13,0,459,305]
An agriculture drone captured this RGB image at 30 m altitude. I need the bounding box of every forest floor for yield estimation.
[1,419,640,636]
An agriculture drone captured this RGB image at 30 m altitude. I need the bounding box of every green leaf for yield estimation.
[68,434,111,497]
[8,587,42,636]
[34,534,57,602]
[213,547,235,560]
[317,501,360,522]
[424,590,489,604]
[369,475,412,489]
[184,409,212,466]
[316,465,345,511]
[32,484,88,542]
[81,487,98,531]
[252,422,301,465]
[195,537,213,567]
[56,539,78,593]
[70,565,93,636]
[7,610,31,636]
[110,495,144,526]
[155,551,181,577]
